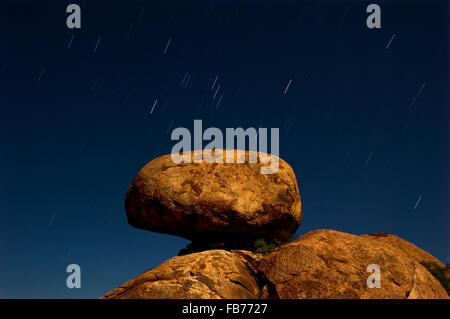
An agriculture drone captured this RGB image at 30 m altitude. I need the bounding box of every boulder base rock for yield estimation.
[102,250,260,299]
[103,230,448,299]
[125,149,302,250]
[258,230,448,299]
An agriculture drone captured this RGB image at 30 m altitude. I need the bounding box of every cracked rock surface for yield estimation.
[102,250,260,299]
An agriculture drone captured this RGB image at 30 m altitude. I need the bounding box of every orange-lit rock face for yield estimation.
[258,230,448,299]
[125,149,301,247]
[102,250,260,299]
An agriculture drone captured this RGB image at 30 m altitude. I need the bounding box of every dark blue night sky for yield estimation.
[1,0,448,298]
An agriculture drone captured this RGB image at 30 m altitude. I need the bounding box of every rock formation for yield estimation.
[104,230,448,299]
[103,250,260,299]
[125,149,302,252]
[257,230,448,299]
[104,151,448,299]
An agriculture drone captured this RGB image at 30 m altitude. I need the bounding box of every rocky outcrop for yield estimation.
[258,230,448,299]
[103,230,448,299]
[125,149,302,251]
[106,151,448,299]
[103,250,260,299]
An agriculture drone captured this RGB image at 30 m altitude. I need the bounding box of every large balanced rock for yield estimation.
[125,149,301,251]
[258,230,448,299]
[102,250,260,299]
